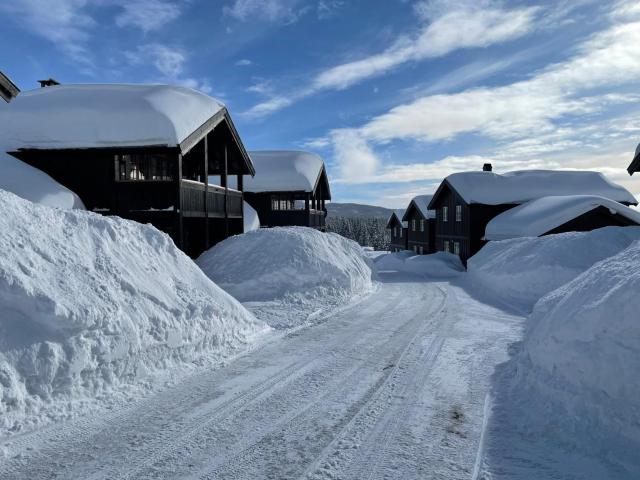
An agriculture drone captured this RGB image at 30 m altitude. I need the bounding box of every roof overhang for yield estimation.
[628,151,640,176]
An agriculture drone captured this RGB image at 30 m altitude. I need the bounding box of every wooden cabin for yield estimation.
[484,195,640,241]
[243,150,330,230]
[428,165,638,264]
[402,195,435,254]
[0,71,20,103]
[1,84,255,258]
[628,143,640,175]
[386,209,408,252]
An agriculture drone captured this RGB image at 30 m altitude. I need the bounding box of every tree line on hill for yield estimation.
[326,216,390,251]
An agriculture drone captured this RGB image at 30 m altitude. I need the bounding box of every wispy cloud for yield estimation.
[235,59,253,66]
[223,0,305,24]
[245,2,539,117]
[115,0,181,32]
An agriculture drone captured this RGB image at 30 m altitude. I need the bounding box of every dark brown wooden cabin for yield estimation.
[386,210,408,252]
[628,144,640,175]
[0,71,20,103]
[243,151,330,230]
[402,195,436,255]
[428,165,638,264]
[6,86,255,258]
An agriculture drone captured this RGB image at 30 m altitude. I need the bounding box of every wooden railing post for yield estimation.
[176,153,183,250]
[223,144,229,237]
[204,134,210,249]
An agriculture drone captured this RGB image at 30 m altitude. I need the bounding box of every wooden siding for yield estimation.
[244,191,327,230]
[387,217,407,251]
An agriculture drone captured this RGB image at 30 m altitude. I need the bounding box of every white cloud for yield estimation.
[330,129,380,181]
[235,59,253,66]
[223,0,303,23]
[317,0,344,20]
[115,0,181,32]
[245,2,538,117]
[0,0,96,68]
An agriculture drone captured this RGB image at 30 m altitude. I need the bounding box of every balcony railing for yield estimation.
[268,209,326,228]
[180,180,243,218]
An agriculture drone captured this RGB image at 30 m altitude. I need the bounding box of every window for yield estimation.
[453,242,460,255]
[456,205,462,222]
[443,240,450,253]
[400,227,403,237]
[419,246,424,254]
[420,219,425,232]
[414,245,418,253]
[115,153,173,181]
[271,196,294,211]
[442,206,449,222]
[412,219,416,231]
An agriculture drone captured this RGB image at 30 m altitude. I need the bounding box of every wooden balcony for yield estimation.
[268,209,326,228]
[180,180,243,218]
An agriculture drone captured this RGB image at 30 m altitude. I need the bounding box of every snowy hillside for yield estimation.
[197,227,374,328]
[325,202,393,219]
[0,191,267,433]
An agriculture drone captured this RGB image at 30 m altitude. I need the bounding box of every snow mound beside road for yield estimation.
[198,227,374,328]
[0,190,267,433]
[467,226,640,310]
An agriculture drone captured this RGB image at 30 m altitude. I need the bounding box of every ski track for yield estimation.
[0,273,522,480]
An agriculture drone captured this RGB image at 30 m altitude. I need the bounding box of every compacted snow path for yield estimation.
[0,272,521,480]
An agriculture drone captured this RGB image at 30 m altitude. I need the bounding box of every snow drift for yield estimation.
[374,251,464,278]
[243,201,260,232]
[197,227,374,328]
[491,240,640,473]
[0,153,85,210]
[467,226,640,310]
[0,190,267,433]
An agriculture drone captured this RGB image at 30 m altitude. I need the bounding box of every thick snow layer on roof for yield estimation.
[468,226,640,310]
[243,201,260,232]
[245,151,324,193]
[0,152,85,209]
[0,84,224,150]
[404,195,435,219]
[440,170,637,206]
[0,190,266,432]
[485,195,640,240]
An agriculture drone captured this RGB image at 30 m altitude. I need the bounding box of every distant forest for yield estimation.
[326,216,390,251]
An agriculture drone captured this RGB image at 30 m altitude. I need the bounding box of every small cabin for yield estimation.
[402,195,436,254]
[485,195,640,241]
[386,209,408,252]
[243,150,330,230]
[428,167,638,264]
[0,84,255,258]
[628,143,640,175]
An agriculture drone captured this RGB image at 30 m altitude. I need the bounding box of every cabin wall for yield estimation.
[432,187,471,261]
[388,219,407,251]
[244,191,325,230]
[406,209,433,254]
[545,206,639,236]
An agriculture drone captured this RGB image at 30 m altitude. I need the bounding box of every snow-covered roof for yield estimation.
[245,150,326,193]
[484,195,640,240]
[403,194,435,220]
[387,209,408,228]
[628,143,640,175]
[0,84,225,150]
[432,170,637,207]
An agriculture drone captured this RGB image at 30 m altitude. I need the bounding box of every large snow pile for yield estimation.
[0,191,267,433]
[0,153,85,210]
[491,240,640,472]
[468,226,640,310]
[374,251,464,278]
[197,227,373,328]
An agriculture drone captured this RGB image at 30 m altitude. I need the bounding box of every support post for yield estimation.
[204,134,210,250]
[223,144,229,238]
[175,153,184,250]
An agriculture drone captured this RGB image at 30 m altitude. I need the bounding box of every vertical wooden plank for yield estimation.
[176,153,184,250]
[224,144,229,237]
[204,134,210,249]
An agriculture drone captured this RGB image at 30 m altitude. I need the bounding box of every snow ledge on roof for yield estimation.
[403,195,435,220]
[245,150,325,193]
[484,195,640,241]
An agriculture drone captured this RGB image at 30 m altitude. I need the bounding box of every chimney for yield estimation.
[38,78,60,88]
[0,70,20,103]
[483,163,493,172]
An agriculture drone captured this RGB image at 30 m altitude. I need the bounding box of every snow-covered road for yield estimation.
[0,272,522,479]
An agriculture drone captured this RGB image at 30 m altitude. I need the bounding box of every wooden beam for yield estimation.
[176,153,184,250]
[204,134,210,249]
[224,143,229,237]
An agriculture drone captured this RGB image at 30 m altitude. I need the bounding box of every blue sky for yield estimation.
[2,0,640,207]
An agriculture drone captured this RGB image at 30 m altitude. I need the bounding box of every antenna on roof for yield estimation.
[38,78,60,88]
[0,70,20,103]
[483,163,493,172]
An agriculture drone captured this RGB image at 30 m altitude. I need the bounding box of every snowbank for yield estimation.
[467,226,640,310]
[0,191,266,433]
[494,241,640,471]
[197,227,373,328]
[374,251,464,278]
[243,201,260,232]
[0,153,85,210]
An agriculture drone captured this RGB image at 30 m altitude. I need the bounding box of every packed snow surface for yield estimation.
[243,200,260,231]
[485,195,640,240]
[404,194,435,219]
[245,150,326,193]
[0,190,266,433]
[0,153,85,209]
[0,84,224,150]
[468,226,640,310]
[436,170,637,206]
[197,227,373,328]
[374,251,464,278]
